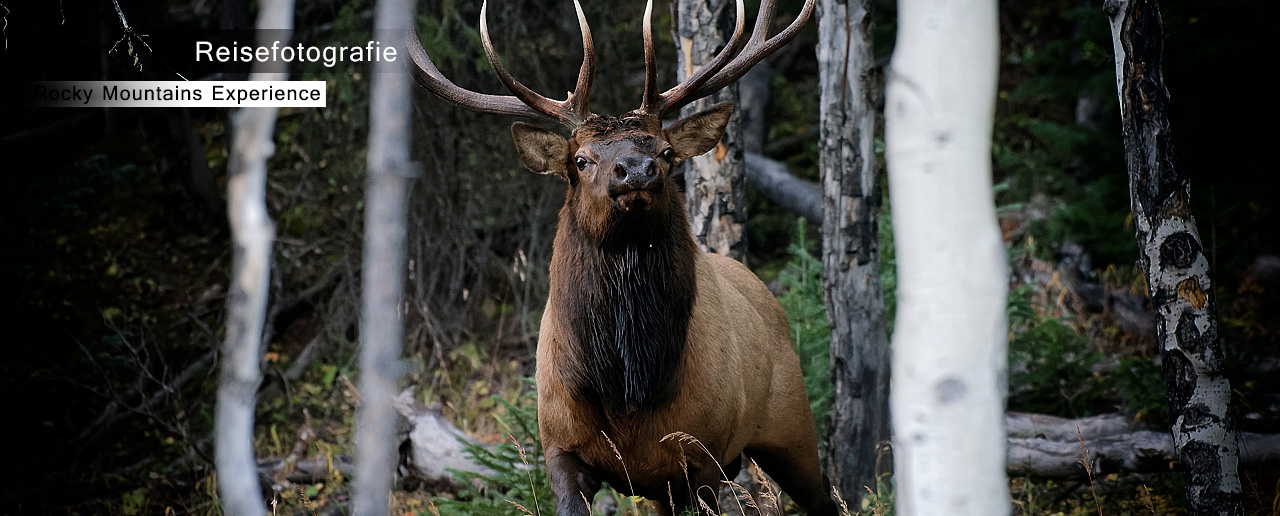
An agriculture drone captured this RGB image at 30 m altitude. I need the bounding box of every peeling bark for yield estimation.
[215,0,293,513]
[674,0,747,261]
[816,0,891,499]
[1105,1,1242,514]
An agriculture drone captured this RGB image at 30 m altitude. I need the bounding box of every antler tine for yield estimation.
[640,0,659,113]
[659,0,816,116]
[480,0,586,127]
[566,0,595,121]
[405,1,592,127]
[640,0,746,115]
[405,27,542,119]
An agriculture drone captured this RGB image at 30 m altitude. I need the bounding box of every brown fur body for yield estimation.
[406,1,829,510]
[522,109,837,516]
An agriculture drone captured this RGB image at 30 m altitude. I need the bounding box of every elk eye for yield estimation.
[659,148,675,161]
[575,157,589,171]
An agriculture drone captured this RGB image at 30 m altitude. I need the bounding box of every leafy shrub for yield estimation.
[1006,284,1106,416]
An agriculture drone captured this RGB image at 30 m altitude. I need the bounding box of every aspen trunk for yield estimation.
[816,0,891,499]
[215,0,293,512]
[884,0,1009,513]
[674,0,747,261]
[354,0,417,512]
[1105,1,1242,513]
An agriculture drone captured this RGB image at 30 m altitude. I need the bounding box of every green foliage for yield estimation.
[1012,473,1185,515]
[119,488,146,515]
[777,220,832,439]
[1027,173,1134,266]
[992,3,1135,266]
[853,474,895,516]
[877,198,897,339]
[1113,356,1168,426]
[432,381,554,516]
[1006,284,1106,416]
[746,70,820,268]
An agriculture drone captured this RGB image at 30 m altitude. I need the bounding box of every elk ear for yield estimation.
[511,122,570,180]
[665,102,734,163]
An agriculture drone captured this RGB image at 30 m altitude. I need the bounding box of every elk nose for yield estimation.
[613,156,657,187]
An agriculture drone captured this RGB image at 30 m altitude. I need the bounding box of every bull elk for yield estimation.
[407,1,836,514]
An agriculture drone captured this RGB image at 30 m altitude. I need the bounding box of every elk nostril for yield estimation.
[614,162,628,179]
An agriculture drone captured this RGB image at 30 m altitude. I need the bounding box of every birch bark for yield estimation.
[215,0,293,512]
[1105,0,1242,513]
[884,0,1009,512]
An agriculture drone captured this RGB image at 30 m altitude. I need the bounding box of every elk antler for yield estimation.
[404,0,595,128]
[640,0,816,117]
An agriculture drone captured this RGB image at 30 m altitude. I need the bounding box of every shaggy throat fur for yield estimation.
[552,219,698,414]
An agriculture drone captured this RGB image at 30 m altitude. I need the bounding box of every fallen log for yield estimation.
[743,152,822,225]
[1008,430,1280,479]
[266,406,1280,486]
[257,455,355,485]
[1005,412,1134,440]
[393,389,497,487]
[1007,430,1174,479]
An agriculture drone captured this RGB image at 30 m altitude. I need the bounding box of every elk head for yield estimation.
[405,0,814,248]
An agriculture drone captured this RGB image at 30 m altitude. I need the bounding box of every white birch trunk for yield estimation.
[884,0,1009,513]
[354,0,416,513]
[215,0,293,512]
[1105,0,1242,512]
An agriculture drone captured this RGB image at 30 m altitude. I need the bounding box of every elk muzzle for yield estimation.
[609,155,661,211]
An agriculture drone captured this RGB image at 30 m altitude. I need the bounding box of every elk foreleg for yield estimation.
[545,446,602,516]
[747,445,839,516]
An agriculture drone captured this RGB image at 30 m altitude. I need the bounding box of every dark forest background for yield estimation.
[1,0,1278,513]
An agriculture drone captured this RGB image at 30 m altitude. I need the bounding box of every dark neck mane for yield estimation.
[549,207,699,414]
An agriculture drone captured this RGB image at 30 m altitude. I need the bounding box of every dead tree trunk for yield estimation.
[674,0,747,261]
[1105,0,1242,513]
[354,0,417,512]
[816,0,891,499]
[215,0,294,512]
